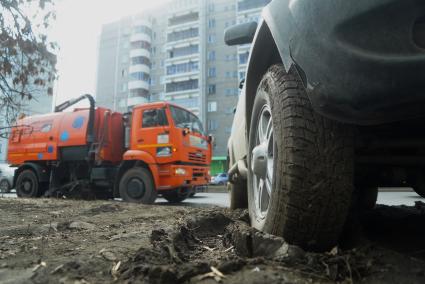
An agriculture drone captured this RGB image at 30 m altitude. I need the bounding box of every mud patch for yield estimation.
[1,198,425,283]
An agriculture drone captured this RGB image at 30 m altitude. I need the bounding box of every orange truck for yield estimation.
[7,94,212,203]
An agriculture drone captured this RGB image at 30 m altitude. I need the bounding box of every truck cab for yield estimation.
[119,102,211,202]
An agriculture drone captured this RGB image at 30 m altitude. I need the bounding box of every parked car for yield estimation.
[225,0,425,251]
[0,164,15,193]
[210,173,228,185]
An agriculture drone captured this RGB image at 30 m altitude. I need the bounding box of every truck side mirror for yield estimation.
[224,22,257,46]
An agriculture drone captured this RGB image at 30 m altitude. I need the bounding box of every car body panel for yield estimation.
[228,0,425,178]
[261,0,425,125]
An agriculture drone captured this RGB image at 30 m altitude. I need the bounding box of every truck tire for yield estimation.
[162,189,189,203]
[119,167,157,204]
[16,170,44,198]
[229,181,248,209]
[247,65,354,251]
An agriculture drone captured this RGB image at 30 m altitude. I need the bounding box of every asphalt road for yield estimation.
[0,188,423,208]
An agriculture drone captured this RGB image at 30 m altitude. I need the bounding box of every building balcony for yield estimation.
[130,33,151,43]
[129,64,150,74]
[164,88,199,97]
[165,53,200,64]
[165,71,199,83]
[126,96,149,108]
[165,37,199,49]
[128,80,150,90]
[130,49,150,58]
[167,20,199,33]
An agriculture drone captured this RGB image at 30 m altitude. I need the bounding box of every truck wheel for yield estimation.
[16,170,43,198]
[119,167,157,204]
[162,189,188,203]
[0,180,11,193]
[247,65,354,251]
[229,181,248,209]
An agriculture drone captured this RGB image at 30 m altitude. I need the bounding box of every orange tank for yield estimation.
[8,107,123,165]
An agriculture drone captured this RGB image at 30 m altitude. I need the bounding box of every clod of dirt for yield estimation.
[67,221,96,231]
[224,220,305,261]
[84,204,124,216]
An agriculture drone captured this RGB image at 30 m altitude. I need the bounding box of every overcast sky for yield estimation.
[48,0,170,105]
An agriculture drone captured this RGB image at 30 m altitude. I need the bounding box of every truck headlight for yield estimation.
[175,168,187,175]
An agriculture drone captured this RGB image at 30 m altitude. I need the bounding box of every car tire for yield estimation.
[16,170,44,198]
[0,179,11,193]
[119,167,157,204]
[357,187,378,210]
[162,189,188,203]
[247,65,354,251]
[229,181,248,209]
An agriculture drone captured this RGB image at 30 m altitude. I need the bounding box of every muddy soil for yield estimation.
[0,198,425,284]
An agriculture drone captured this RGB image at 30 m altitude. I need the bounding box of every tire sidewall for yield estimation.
[119,167,157,204]
[16,170,39,198]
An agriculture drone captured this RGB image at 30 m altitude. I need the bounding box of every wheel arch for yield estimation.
[13,163,50,188]
[245,21,283,134]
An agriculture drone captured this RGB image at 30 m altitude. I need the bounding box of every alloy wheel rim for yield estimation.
[251,105,274,219]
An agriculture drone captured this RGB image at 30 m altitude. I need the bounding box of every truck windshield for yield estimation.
[169,105,205,136]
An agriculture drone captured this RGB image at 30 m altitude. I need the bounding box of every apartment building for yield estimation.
[95,0,271,172]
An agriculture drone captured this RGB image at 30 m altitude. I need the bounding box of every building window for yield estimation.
[130,40,151,51]
[208,67,216,78]
[239,71,246,80]
[208,18,216,28]
[166,61,199,75]
[208,84,216,95]
[208,101,217,112]
[208,3,215,12]
[130,72,150,82]
[169,45,198,58]
[239,52,249,64]
[233,71,238,78]
[167,28,199,42]
[225,88,239,96]
[208,34,216,44]
[165,79,199,93]
[131,56,151,66]
[225,71,231,78]
[208,119,218,131]
[208,51,216,61]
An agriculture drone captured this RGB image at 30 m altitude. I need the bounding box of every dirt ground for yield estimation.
[1,197,425,284]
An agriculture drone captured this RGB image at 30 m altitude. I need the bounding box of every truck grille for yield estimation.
[193,168,205,178]
[188,152,206,163]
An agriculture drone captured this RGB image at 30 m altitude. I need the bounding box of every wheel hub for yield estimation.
[127,178,145,199]
[251,106,275,218]
[23,181,32,192]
